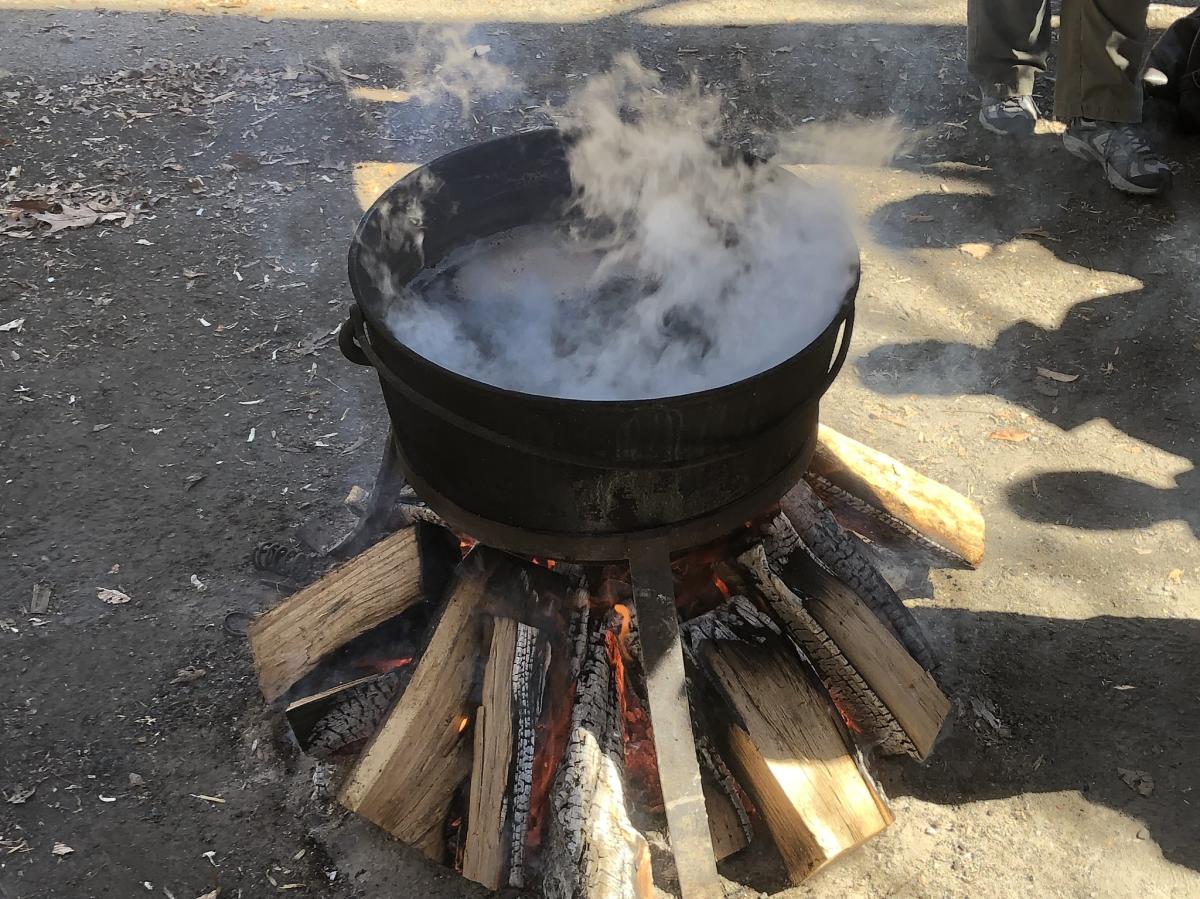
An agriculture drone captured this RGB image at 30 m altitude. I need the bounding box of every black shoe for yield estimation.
[979,95,1039,136]
[1062,119,1172,196]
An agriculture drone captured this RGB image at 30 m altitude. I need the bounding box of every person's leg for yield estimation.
[1054,0,1151,121]
[1057,0,1170,194]
[968,0,1052,98]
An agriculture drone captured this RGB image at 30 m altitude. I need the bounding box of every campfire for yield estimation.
[247,423,981,898]
[246,125,985,898]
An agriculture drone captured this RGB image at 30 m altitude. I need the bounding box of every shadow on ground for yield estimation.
[900,608,1200,873]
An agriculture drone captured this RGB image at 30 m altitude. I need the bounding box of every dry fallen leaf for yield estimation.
[30,581,52,614]
[959,242,993,260]
[97,587,131,605]
[1018,227,1056,240]
[907,213,935,223]
[989,428,1031,443]
[1167,568,1184,585]
[194,890,221,899]
[1117,768,1155,797]
[4,785,35,804]
[52,842,74,856]
[171,665,207,685]
[1037,367,1079,383]
[0,317,25,332]
[31,204,123,233]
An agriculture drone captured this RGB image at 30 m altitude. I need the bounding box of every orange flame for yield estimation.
[604,624,664,813]
[456,714,470,735]
[713,576,731,599]
[612,603,632,656]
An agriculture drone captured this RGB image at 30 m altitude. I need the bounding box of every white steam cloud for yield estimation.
[374,53,894,400]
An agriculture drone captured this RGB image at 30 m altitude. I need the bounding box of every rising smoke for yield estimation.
[372,49,898,400]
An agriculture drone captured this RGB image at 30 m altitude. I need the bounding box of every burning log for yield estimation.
[778,482,938,672]
[396,499,451,530]
[507,616,555,888]
[248,523,458,703]
[338,549,500,861]
[541,612,653,899]
[808,424,985,568]
[806,475,958,565]
[464,618,529,889]
[685,599,892,885]
[284,670,406,757]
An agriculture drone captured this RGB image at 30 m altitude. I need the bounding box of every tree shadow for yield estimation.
[860,148,1199,535]
[887,608,1200,874]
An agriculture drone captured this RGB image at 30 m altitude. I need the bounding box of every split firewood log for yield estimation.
[808,424,985,567]
[777,481,938,672]
[249,523,458,703]
[463,617,550,890]
[740,543,950,760]
[338,550,499,861]
[684,598,892,884]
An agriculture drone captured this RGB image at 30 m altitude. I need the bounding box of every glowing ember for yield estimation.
[713,576,731,599]
[456,714,471,734]
[366,657,413,674]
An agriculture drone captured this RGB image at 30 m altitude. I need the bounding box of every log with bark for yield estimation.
[684,599,892,884]
[248,523,458,703]
[505,618,552,886]
[808,424,985,568]
[778,481,938,672]
[284,670,406,757]
[540,611,653,899]
[741,543,950,760]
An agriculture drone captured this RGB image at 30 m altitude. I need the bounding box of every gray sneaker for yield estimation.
[979,95,1039,136]
[1063,119,1172,195]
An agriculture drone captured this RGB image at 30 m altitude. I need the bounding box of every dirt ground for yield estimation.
[2,2,1198,898]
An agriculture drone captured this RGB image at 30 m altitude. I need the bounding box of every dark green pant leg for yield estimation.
[968,0,1052,97]
[1055,0,1151,122]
